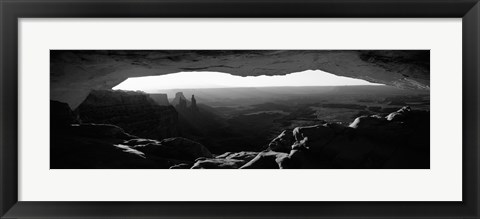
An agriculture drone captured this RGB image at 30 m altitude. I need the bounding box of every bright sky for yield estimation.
[113,70,383,92]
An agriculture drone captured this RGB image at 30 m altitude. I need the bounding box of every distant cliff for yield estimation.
[76,90,178,140]
[149,93,170,106]
[171,92,199,113]
[171,92,188,108]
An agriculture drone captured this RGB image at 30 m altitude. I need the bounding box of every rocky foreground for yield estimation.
[51,100,429,169]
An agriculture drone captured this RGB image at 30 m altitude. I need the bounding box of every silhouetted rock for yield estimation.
[50,123,169,169]
[76,90,178,140]
[171,92,188,109]
[190,95,199,112]
[51,100,79,128]
[51,125,208,168]
[51,103,429,169]
[279,149,321,169]
[284,106,429,168]
[149,93,170,106]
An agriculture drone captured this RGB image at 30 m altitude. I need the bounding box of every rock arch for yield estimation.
[50,50,429,108]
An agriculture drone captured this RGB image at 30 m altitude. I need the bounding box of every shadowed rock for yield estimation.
[191,158,246,169]
[76,89,178,140]
[69,123,136,139]
[149,93,170,106]
[385,106,412,121]
[190,151,259,169]
[130,137,213,161]
[215,151,259,162]
[240,151,289,169]
[51,101,429,169]
[349,115,386,129]
[51,100,79,128]
[285,106,429,168]
[268,129,294,153]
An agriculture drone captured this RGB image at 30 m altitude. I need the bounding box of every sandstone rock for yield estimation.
[279,149,323,169]
[76,89,178,140]
[50,130,166,169]
[169,163,192,169]
[149,93,170,106]
[291,137,309,151]
[51,105,429,169]
[171,92,188,108]
[281,106,429,168]
[113,144,146,158]
[349,115,386,129]
[385,106,411,121]
[123,138,160,146]
[191,158,246,169]
[190,95,199,112]
[240,151,289,169]
[215,151,259,162]
[293,124,336,151]
[324,122,348,134]
[268,129,294,153]
[131,137,213,161]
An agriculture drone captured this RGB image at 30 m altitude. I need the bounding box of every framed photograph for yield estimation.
[1,0,479,218]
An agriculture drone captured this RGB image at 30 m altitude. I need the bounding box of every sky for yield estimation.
[113,70,383,92]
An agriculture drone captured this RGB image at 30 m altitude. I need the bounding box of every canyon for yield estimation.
[51,87,429,169]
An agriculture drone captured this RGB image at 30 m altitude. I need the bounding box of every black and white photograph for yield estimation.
[50,50,430,169]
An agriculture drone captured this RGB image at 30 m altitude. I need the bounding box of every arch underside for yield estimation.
[50,50,430,108]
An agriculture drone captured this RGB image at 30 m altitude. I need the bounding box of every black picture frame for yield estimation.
[1,0,479,218]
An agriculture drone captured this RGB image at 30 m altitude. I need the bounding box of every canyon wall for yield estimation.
[76,90,178,140]
[149,93,170,106]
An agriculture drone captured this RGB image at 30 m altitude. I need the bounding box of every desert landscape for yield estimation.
[50,50,430,169]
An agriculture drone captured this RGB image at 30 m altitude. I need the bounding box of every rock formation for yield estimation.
[245,106,430,169]
[240,151,289,169]
[51,100,429,169]
[149,93,170,106]
[171,92,188,109]
[51,100,79,127]
[124,137,213,161]
[191,151,260,169]
[267,129,294,153]
[75,90,178,140]
[190,95,199,112]
[50,100,212,169]
[50,50,430,108]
